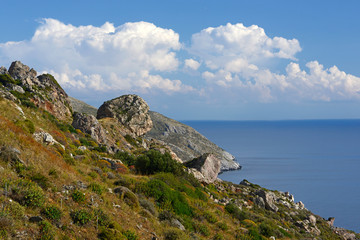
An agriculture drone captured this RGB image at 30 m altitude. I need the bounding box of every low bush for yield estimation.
[30,173,50,190]
[70,209,92,225]
[71,190,86,203]
[225,203,248,221]
[164,228,187,240]
[122,230,138,240]
[42,205,62,221]
[39,220,55,240]
[217,221,228,231]
[10,179,45,207]
[89,183,104,195]
[114,151,136,166]
[204,211,218,224]
[94,209,111,227]
[98,228,126,240]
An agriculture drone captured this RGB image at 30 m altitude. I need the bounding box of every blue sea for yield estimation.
[182,120,360,233]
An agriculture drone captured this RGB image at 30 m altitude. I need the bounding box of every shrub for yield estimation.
[204,211,218,224]
[39,220,55,240]
[213,233,225,240]
[70,209,92,225]
[135,150,182,175]
[196,223,210,236]
[94,209,111,227]
[217,222,228,231]
[9,179,44,207]
[114,151,136,166]
[124,135,138,147]
[98,228,126,240]
[139,198,157,216]
[164,228,187,240]
[24,119,35,134]
[30,173,50,190]
[94,146,107,152]
[89,183,104,195]
[225,203,248,221]
[71,190,86,203]
[142,179,193,216]
[122,230,138,240]
[42,205,62,221]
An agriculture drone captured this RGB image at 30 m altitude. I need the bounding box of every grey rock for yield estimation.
[11,84,25,94]
[8,61,37,86]
[309,215,317,225]
[170,218,185,231]
[255,189,279,212]
[145,111,240,171]
[254,196,266,208]
[97,94,153,136]
[33,131,58,146]
[107,172,116,179]
[240,179,251,186]
[0,146,26,166]
[29,216,43,223]
[327,217,335,226]
[0,66,8,75]
[72,112,108,145]
[185,153,221,184]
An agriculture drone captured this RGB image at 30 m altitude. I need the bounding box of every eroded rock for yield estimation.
[97,94,153,136]
[72,112,108,145]
[185,153,221,184]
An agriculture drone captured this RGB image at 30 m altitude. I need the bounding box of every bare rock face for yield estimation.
[97,94,153,136]
[5,61,72,122]
[145,111,240,171]
[72,112,108,144]
[255,189,279,212]
[185,153,221,184]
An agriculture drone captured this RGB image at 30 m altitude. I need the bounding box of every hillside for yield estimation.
[0,61,358,240]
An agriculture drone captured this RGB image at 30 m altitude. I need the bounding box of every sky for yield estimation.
[1,0,360,120]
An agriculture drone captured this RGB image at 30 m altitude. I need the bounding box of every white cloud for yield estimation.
[190,23,360,102]
[184,58,201,70]
[0,18,192,93]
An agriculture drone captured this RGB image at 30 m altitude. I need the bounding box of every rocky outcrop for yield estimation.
[185,153,221,184]
[68,96,98,116]
[97,94,153,136]
[72,112,108,145]
[145,111,240,171]
[255,189,279,212]
[2,61,72,122]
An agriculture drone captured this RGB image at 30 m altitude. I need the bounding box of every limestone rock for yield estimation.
[72,112,108,144]
[145,111,240,171]
[184,153,221,184]
[255,189,279,212]
[6,61,72,122]
[97,94,153,136]
[0,66,8,75]
[8,61,38,86]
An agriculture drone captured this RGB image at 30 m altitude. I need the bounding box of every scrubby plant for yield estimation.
[98,228,126,240]
[71,190,86,203]
[164,228,187,240]
[135,150,182,175]
[122,230,138,240]
[225,203,248,221]
[39,220,55,240]
[42,205,62,221]
[94,209,111,227]
[89,183,104,195]
[70,209,92,225]
[114,151,136,166]
[217,221,228,231]
[30,172,50,190]
[9,179,45,207]
[204,211,218,223]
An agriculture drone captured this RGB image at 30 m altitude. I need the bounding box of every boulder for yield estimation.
[72,112,108,145]
[8,61,38,86]
[0,66,8,75]
[184,153,221,184]
[97,94,153,136]
[0,146,25,166]
[255,189,279,212]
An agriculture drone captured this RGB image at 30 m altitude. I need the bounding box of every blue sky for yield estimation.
[1,0,360,120]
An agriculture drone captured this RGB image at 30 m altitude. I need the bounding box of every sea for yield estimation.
[182,119,360,233]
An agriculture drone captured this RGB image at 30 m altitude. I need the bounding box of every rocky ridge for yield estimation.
[145,111,241,171]
[0,61,72,122]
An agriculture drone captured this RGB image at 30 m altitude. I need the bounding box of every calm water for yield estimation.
[182,120,360,232]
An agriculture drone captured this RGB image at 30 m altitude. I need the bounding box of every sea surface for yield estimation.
[182,120,360,233]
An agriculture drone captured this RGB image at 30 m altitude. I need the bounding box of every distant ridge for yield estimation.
[69,96,98,116]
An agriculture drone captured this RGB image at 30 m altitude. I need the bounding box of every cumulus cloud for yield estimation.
[184,58,201,70]
[0,18,192,93]
[190,23,360,102]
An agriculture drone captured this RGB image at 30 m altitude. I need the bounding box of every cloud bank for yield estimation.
[1,19,360,104]
[0,19,193,93]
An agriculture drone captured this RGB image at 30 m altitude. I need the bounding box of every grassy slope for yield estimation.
[0,94,357,240]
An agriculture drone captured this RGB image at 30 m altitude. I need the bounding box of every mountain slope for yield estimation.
[145,111,241,171]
